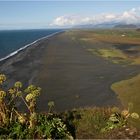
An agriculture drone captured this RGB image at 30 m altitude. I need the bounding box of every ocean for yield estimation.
[0,29,62,60]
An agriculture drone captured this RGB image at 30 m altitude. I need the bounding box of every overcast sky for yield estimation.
[0,1,140,30]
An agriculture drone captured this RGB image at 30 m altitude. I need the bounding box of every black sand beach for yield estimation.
[0,30,140,112]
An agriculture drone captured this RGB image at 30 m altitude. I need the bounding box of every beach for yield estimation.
[0,30,140,112]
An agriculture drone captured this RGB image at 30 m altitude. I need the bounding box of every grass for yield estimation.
[111,74,140,128]
[79,29,140,65]
[74,107,110,138]
[88,47,140,65]
[61,107,140,139]
[70,29,140,45]
[61,107,120,139]
[67,29,140,43]
[88,48,131,64]
[67,29,140,65]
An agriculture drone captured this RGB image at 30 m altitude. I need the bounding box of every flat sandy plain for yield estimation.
[0,29,140,112]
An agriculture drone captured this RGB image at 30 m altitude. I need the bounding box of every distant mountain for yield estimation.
[73,22,120,29]
[73,22,139,29]
[73,24,96,29]
[113,24,137,29]
[93,22,120,28]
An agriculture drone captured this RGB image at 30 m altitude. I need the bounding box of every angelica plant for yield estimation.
[0,74,41,129]
[0,74,72,139]
[48,101,55,113]
[0,74,9,126]
[24,85,41,128]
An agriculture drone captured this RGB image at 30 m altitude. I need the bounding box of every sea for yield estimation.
[0,29,62,61]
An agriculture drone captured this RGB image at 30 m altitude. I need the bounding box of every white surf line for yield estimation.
[0,30,64,62]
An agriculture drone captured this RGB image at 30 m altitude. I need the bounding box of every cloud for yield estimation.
[119,8,140,24]
[50,7,140,27]
[49,15,92,26]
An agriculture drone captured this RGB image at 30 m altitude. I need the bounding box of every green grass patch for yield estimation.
[95,48,126,58]
[61,107,128,139]
[111,74,140,128]
[88,48,132,64]
[88,47,140,65]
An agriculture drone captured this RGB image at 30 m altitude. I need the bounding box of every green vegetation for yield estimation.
[70,29,140,45]
[111,74,140,128]
[88,48,131,64]
[61,107,140,138]
[0,74,72,139]
[90,29,140,38]
[65,30,140,65]
[0,73,140,138]
[88,47,140,65]
[71,107,125,138]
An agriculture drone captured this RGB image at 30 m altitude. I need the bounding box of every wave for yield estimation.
[0,30,64,62]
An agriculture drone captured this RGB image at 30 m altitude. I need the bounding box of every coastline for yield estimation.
[0,30,64,62]
[0,30,65,111]
[0,30,139,112]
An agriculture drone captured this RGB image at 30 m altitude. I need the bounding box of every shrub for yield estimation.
[0,74,72,139]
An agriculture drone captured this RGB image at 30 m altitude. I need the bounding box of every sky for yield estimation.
[0,1,140,30]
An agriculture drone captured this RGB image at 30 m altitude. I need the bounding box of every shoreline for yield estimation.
[0,30,140,112]
[0,30,64,62]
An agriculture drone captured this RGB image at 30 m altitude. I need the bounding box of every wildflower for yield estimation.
[27,85,36,92]
[121,110,130,118]
[131,112,139,119]
[48,101,55,113]
[0,90,6,97]
[18,115,26,124]
[25,93,35,102]
[14,81,22,89]
[0,90,6,98]
[31,89,40,96]
[30,112,37,120]
[109,114,119,123]
[16,91,22,96]
[48,101,55,107]
[25,85,41,97]
[8,88,16,94]
[0,74,6,84]
[37,87,41,91]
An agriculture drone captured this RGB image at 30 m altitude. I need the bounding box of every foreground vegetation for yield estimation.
[63,107,140,139]
[111,74,140,128]
[0,74,72,139]
[0,74,140,139]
